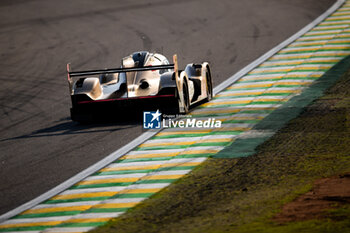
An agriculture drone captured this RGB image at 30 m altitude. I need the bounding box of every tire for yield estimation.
[162,81,190,115]
[182,81,190,114]
[205,69,213,102]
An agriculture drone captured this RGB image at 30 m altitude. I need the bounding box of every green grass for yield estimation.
[90,67,350,233]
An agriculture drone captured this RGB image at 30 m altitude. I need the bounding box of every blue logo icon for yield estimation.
[143,110,162,129]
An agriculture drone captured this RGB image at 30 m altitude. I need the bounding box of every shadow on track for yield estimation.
[0,113,143,142]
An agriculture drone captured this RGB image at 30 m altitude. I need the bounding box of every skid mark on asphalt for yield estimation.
[1,1,350,232]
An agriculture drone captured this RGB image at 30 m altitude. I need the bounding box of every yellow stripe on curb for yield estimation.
[278,58,338,64]
[333,11,350,16]
[77,177,139,186]
[320,21,350,26]
[101,162,203,172]
[118,188,162,194]
[22,205,92,214]
[216,91,265,97]
[260,61,303,66]
[276,81,313,85]
[249,68,293,74]
[52,192,118,201]
[64,218,111,224]
[252,98,287,103]
[190,107,277,116]
[326,16,350,21]
[289,42,327,47]
[241,75,285,81]
[139,138,233,148]
[284,73,323,78]
[280,47,320,53]
[51,187,166,201]
[270,54,311,60]
[141,174,185,180]
[201,99,252,106]
[294,66,331,71]
[77,175,185,187]
[101,165,161,172]
[305,31,342,36]
[121,152,180,160]
[94,202,139,209]
[190,109,241,115]
[157,130,212,136]
[179,149,222,154]
[265,89,301,94]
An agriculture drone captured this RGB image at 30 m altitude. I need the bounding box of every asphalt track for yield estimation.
[0,0,335,216]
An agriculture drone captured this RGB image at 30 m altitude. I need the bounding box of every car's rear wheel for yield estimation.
[205,69,213,102]
[181,81,190,114]
[162,80,190,115]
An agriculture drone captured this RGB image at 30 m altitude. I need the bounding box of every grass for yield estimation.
[90,67,350,233]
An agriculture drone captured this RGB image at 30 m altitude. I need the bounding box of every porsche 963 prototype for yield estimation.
[67,51,213,122]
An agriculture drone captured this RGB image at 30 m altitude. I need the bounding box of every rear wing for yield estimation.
[67,64,174,78]
[66,54,179,92]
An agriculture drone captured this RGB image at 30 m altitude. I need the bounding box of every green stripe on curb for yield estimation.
[0,226,48,232]
[14,211,82,219]
[214,93,293,98]
[94,169,154,175]
[114,156,210,163]
[57,222,105,228]
[44,197,109,204]
[112,193,154,198]
[213,55,350,158]
[116,154,212,163]
[222,87,271,91]
[93,165,198,175]
[71,182,134,189]
[136,142,232,151]
[86,208,130,213]
[241,109,275,113]
[152,132,242,139]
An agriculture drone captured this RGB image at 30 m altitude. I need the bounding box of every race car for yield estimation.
[67,51,213,122]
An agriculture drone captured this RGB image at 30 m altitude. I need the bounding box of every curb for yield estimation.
[214,54,350,158]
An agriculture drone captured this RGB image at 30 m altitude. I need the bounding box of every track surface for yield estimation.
[0,0,334,215]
